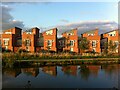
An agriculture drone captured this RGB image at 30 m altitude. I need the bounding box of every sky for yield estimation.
[1,1,119,36]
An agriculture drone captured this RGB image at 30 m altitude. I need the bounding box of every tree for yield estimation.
[108,40,117,54]
[78,37,90,53]
[103,42,108,55]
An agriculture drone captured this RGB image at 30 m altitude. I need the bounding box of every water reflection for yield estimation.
[42,66,57,76]
[2,64,120,88]
[21,68,39,77]
[3,68,21,77]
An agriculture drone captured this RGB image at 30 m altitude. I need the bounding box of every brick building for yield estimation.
[1,27,22,52]
[101,30,119,53]
[22,27,41,52]
[81,29,101,53]
[61,29,79,53]
[42,28,58,52]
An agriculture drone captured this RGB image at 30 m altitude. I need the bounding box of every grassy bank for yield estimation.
[2,52,120,60]
[2,52,120,68]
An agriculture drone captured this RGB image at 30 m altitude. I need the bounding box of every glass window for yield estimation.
[4,40,9,45]
[47,40,52,46]
[70,40,74,46]
[26,40,31,46]
[92,41,96,47]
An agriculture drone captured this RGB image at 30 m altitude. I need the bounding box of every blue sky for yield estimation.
[6,2,118,28]
[1,2,119,36]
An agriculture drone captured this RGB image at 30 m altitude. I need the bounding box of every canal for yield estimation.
[2,64,120,88]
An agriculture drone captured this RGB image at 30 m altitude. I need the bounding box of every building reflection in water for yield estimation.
[101,64,119,76]
[42,66,57,76]
[61,65,77,76]
[86,65,101,77]
[21,68,39,77]
[3,68,21,77]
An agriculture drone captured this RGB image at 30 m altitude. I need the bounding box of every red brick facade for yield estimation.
[22,27,40,52]
[61,29,79,53]
[1,27,119,54]
[101,30,119,53]
[82,29,101,53]
[1,27,22,52]
[42,28,58,52]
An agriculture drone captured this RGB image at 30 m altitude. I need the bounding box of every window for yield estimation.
[46,30,53,35]
[70,48,74,51]
[88,34,94,36]
[92,41,96,47]
[109,34,115,36]
[114,41,119,48]
[67,33,74,36]
[70,40,74,46]
[4,40,9,46]
[47,40,52,46]
[26,46,29,51]
[26,39,31,46]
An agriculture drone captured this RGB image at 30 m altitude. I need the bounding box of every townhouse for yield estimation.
[101,30,119,53]
[42,28,58,52]
[81,29,101,53]
[22,27,41,52]
[1,27,22,52]
[59,29,79,53]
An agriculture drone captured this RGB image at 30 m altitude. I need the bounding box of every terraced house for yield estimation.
[81,29,101,53]
[1,27,120,54]
[42,28,58,52]
[60,29,79,53]
[101,30,119,53]
[22,27,41,52]
[1,27,22,52]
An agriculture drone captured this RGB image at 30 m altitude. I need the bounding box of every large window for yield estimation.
[70,40,74,46]
[4,40,9,46]
[47,40,52,46]
[92,41,96,47]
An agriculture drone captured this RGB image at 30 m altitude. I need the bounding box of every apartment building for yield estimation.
[61,29,79,53]
[22,27,40,52]
[42,28,58,52]
[1,27,22,52]
[101,30,119,53]
[81,29,101,53]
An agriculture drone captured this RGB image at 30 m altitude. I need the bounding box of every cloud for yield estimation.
[1,5,24,31]
[41,20,118,38]
[60,19,69,23]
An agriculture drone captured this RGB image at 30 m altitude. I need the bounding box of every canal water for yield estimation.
[2,64,120,88]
